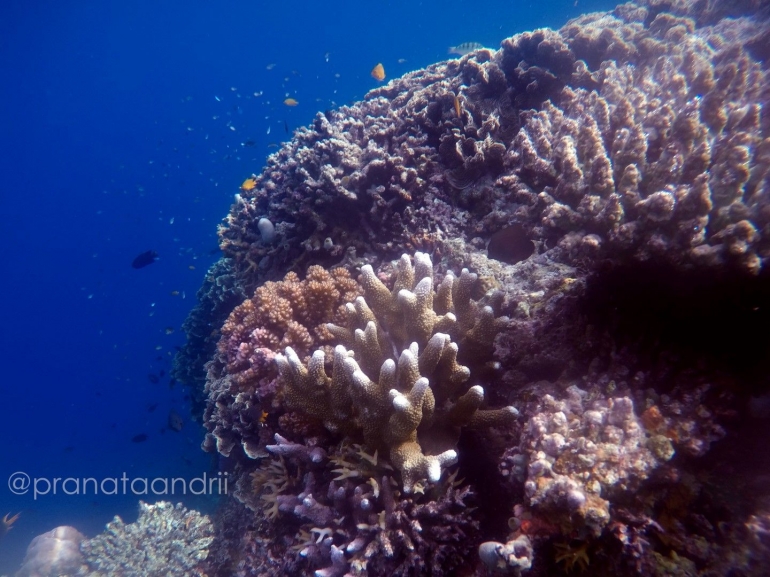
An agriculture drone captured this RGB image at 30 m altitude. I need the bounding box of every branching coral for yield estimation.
[202,265,361,458]
[178,1,770,575]
[276,252,517,492]
[79,501,213,577]
[239,440,481,577]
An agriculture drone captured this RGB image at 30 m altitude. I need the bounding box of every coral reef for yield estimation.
[275,252,517,492]
[16,526,86,577]
[478,535,534,574]
[172,258,248,419]
[505,388,675,538]
[79,501,213,577]
[203,252,514,576]
[202,264,361,459]
[173,0,770,574]
[216,0,770,280]
[233,441,482,577]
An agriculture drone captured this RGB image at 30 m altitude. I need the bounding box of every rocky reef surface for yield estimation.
[18,0,768,575]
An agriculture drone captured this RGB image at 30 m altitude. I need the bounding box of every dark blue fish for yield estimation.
[147,373,160,384]
[131,434,148,443]
[132,250,158,269]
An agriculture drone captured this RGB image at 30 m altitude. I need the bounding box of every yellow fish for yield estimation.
[371,63,385,81]
[283,97,299,106]
[241,176,257,191]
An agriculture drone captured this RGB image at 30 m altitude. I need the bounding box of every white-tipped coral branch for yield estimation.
[276,252,517,491]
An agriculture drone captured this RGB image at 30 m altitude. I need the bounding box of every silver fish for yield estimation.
[448,42,486,56]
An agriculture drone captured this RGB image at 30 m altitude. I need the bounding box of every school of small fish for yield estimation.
[112,36,501,466]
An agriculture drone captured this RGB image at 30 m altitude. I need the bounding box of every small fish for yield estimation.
[131,433,148,443]
[448,42,485,56]
[397,58,407,64]
[132,250,158,269]
[242,139,256,147]
[284,120,289,133]
[266,63,276,70]
[165,326,174,335]
[188,265,196,270]
[1,513,20,539]
[147,373,160,384]
[453,95,462,118]
[371,63,385,81]
[147,403,159,413]
[170,290,180,296]
[168,410,184,432]
[283,97,299,106]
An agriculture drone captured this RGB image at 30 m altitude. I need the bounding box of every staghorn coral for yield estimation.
[79,501,213,577]
[276,252,517,492]
[238,441,481,577]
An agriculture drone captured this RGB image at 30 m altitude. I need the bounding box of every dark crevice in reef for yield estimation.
[582,261,770,392]
[456,428,514,539]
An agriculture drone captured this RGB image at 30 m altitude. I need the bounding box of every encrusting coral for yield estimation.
[275,251,517,492]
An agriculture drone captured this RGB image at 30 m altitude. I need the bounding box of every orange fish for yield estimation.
[453,95,462,118]
[1,513,20,539]
[371,63,385,81]
[283,97,299,106]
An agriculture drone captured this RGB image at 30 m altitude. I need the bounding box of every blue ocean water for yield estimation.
[0,0,617,571]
